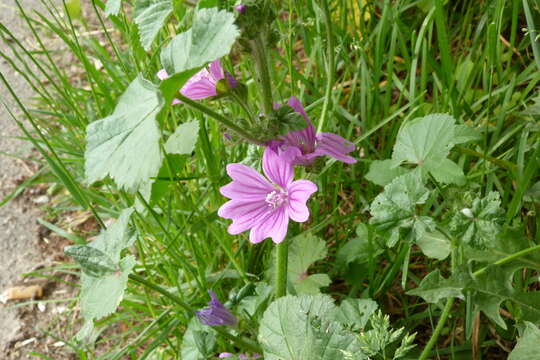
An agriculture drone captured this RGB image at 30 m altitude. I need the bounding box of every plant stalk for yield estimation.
[275,239,289,298]
[418,297,455,360]
[473,243,540,277]
[317,0,335,133]
[129,273,262,353]
[176,93,264,145]
[251,34,274,115]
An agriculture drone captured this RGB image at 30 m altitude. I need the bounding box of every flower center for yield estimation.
[265,188,288,209]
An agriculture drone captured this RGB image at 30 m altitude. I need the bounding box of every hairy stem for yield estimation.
[176,93,264,145]
[473,243,540,277]
[418,297,455,360]
[317,0,335,132]
[275,239,289,298]
[251,34,274,115]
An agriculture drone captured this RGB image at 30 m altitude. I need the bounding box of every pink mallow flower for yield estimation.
[157,59,236,104]
[218,147,317,244]
[271,97,357,166]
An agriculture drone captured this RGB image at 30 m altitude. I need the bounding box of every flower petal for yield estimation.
[287,96,317,144]
[157,69,169,80]
[209,59,224,80]
[223,163,273,195]
[279,146,302,165]
[180,68,218,100]
[220,181,269,200]
[287,179,317,222]
[262,147,294,188]
[315,132,357,164]
[249,208,289,244]
[218,199,270,234]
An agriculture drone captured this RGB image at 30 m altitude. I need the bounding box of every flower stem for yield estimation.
[251,34,274,115]
[418,297,455,360]
[317,0,335,133]
[129,273,262,353]
[275,239,288,298]
[473,243,540,277]
[176,93,265,145]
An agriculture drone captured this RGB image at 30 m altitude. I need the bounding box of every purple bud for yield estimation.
[219,353,234,358]
[235,4,247,14]
[196,291,238,327]
[225,72,238,89]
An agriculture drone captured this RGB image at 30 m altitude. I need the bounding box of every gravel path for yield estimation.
[0,0,46,351]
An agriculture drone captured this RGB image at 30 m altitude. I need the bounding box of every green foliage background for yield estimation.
[1,0,540,358]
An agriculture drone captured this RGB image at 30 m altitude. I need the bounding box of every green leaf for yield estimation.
[430,158,466,185]
[416,230,451,260]
[258,295,366,360]
[64,245,117,277]
[331,298,378,331]
[508,322,540,360]
[65,0,82,19]
[85,76,163,191]
[453,124,481,144]
[357,311,416,359]
[237,282,273,318]
[409,266,540,330]
[197,0,218,9]
[85,209,134,263]
[464,229,540,270]
[471,265,539,329]
[134,0,173,51]
[181,317,217,360]
[159,68,203,105]
[80,255,136,323]
[369,170,434,247]
[365,160,408,186]
[165,120,200,154]
[392,114,455,170]
[449,191,504,249]
[336,223,383,270]
[160,8,239,75]
[136,154,188,213]
[75,209,135,342]
[105,0,122,16]
[524,181,540,202]
[406,270,465,303]
[288,234,331,294]
[391,114,466,185]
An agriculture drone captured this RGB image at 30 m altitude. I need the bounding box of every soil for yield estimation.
[0,1,80,358]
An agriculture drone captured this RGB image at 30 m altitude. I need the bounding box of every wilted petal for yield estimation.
[262,147,293,188]
[315,132,357,164]
[278,146,302,165]
[287,180,317,222]
[287,96,316,144]
[249,208,289,244]
[196,291,237,326]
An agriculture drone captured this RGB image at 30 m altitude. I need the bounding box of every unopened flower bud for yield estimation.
[461,208,474,218]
